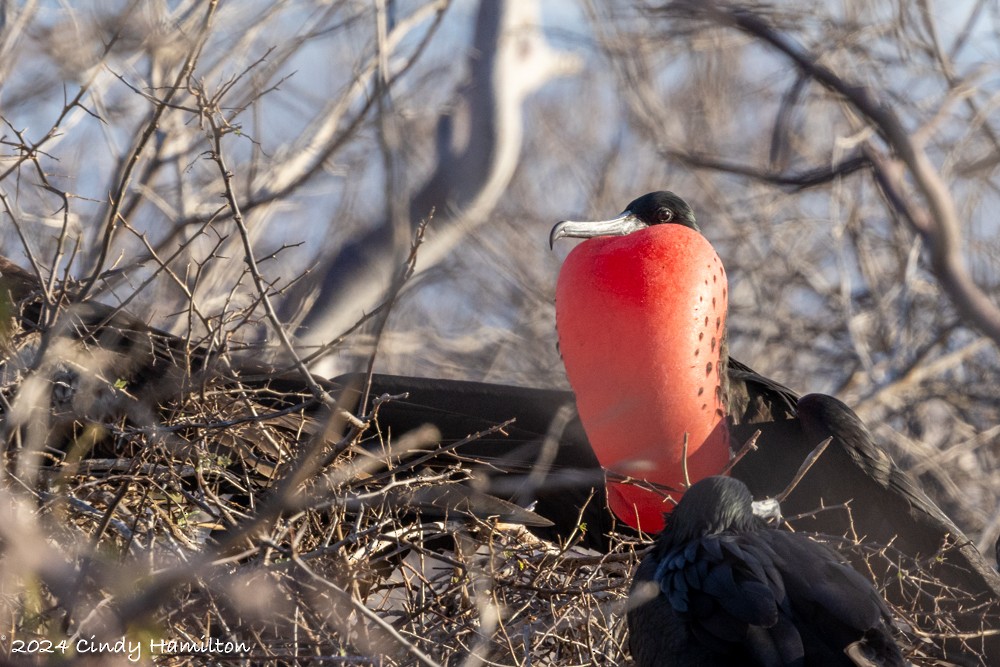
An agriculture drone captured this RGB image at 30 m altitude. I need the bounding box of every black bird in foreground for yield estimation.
[628,476,906,667]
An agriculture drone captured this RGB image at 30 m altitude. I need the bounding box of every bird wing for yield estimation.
[655,534,800,658]
[655,530,905,667]
[724,355,799,424]
[757,529,908,667]
[758,529,884,631]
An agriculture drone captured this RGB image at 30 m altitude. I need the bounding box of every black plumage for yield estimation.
[628,476,906,667]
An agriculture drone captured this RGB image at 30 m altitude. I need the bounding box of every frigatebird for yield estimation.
[628,475,906,667]
[549,191,1000,660]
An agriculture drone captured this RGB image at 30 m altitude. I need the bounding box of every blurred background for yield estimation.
[2,0,1000,553]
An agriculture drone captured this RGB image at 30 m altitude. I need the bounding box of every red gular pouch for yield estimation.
[555,224,730,533]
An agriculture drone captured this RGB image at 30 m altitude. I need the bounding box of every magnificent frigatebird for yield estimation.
[549,191,1000,660]
[628,475,906,667]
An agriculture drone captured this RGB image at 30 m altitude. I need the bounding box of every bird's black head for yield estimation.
[549,190,699,248]
[660,476,757,549]
[624,191,698,231]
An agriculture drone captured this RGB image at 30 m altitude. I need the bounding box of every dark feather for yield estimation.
[629,476,906,667]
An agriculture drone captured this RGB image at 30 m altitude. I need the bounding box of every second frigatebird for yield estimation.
[628,475,906,667]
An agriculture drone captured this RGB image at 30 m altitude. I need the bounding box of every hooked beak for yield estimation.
[549,210,647,249]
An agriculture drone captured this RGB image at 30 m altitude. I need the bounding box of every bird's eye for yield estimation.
[658,207,674,223]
